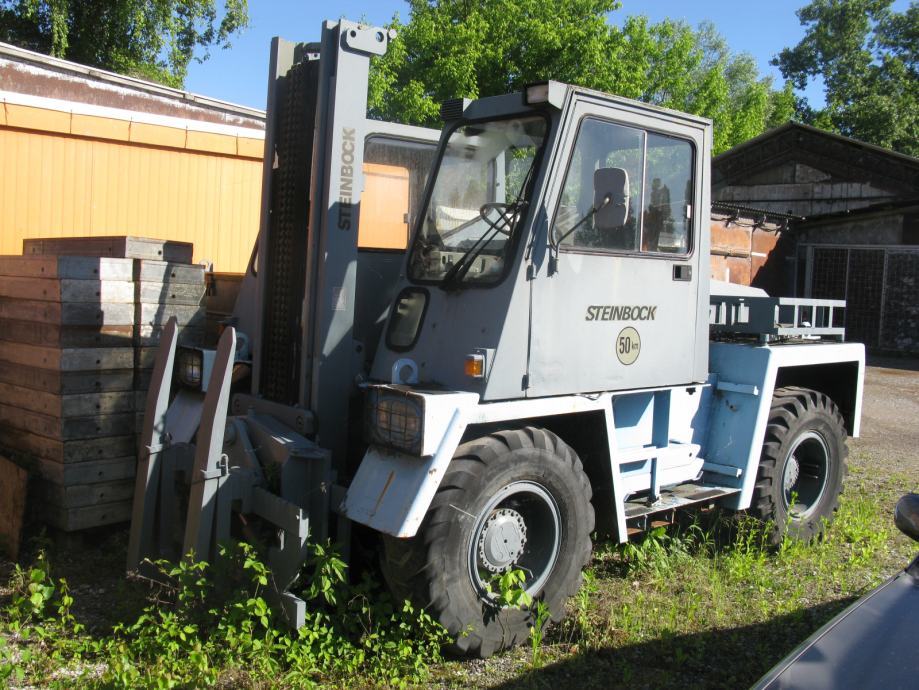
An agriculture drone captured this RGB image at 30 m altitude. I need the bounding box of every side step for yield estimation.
[624,482,740,521]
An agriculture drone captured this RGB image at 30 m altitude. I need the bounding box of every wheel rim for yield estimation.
[468,481,561,601]
[782,430,830,519]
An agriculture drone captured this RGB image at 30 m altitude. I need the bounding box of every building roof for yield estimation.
[797,197,919,227]
[0,41,265,128]
[713,122,919,197]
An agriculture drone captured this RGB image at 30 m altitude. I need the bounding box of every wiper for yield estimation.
[440,147,540,290]
[440,201,526,290]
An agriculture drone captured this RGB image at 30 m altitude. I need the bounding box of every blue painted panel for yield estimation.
[704,343,775,506]
[612,392,654,450]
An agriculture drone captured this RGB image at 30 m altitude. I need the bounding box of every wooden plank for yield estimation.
[0,455,28,558]
[0,361,134,394]
[135,302,205,327]
[136,280,206,306]
[0,255,134,281]
[0,319,134,348]
[135,368,152,392]
[0,298,134,326]
[37,456,136,485]
[135,260,205,284]
[23,236,193,263]
[0,342,134,371]
[43,498,133,532]
[0,426,135,463]
[37,478,135,508]
[0,403,135,441]
[0,277,134,303]
[134,324,204,347]
[0,382,134,416]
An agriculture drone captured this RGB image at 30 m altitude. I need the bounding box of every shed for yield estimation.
[0,41,266,272]
[713,123,919,354]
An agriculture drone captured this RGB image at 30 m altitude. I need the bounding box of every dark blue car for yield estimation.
[754,494,919,690]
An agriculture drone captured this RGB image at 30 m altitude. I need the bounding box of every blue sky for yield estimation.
[185,1,909,111]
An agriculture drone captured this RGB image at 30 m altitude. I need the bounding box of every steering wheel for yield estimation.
[479,202,521,235]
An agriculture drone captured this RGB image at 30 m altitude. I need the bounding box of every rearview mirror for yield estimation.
[594,167,629,232]
[894,493,919,543]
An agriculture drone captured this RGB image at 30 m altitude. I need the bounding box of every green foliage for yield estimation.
[369,0,793,153]
[489,568,533,609]
[0,0,249,87]
[488,568,552,667]
[775,0,919,155]
[0,541,448,689]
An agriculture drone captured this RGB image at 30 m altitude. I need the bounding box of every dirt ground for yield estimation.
[853,357,919,473]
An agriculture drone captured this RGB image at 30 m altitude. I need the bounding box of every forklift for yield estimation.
[128,19,864,657]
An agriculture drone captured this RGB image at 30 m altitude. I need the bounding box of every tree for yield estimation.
[0,0,248,88]
[774,0,919,156]
[368,0,793,154]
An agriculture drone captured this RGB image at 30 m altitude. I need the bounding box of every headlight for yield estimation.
[176,348,203,389]
[175,347,217,391]
[364,387,425,455]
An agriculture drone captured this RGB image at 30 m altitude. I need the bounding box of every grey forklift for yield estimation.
[128,19,864,657]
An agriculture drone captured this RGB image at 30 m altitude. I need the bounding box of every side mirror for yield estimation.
[894,493,919,543]
[594,167,629,232]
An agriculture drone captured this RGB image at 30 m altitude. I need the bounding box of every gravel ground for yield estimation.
[852,357,919,475]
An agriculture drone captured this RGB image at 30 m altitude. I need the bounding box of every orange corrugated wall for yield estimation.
[0,106,263,272]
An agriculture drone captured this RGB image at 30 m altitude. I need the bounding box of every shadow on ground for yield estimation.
[1,524,150,636]
[489,598,857,690]
[866,355,919,372]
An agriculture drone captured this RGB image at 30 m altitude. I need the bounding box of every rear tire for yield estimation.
[381,426,594,657]
[751,386,847,542]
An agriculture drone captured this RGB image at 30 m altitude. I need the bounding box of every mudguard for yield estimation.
[341,390,478,537]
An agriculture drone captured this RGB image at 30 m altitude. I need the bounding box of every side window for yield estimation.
[556,119,644,251]
[554,117,693,255]
[643,133,693,253]
[360,137,437,250]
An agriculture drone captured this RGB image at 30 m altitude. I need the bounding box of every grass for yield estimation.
[2,448,916,689]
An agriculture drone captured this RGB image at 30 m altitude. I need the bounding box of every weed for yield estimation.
[487,568,553,667]
[0,541,449,689]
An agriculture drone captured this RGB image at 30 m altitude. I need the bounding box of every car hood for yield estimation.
[754,555,919,690]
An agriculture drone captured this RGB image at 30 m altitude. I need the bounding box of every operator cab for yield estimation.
[372,81,712,399]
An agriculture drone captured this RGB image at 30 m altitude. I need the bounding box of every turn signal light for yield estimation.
[464,354,485,378]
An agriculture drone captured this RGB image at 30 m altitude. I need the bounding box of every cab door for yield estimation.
[527,97,710,397]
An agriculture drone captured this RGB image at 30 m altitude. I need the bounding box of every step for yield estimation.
[624,482,740,520]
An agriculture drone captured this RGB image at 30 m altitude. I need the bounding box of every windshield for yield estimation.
[408,116,548,286]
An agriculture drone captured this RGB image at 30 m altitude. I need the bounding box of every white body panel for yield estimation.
[344,340,864,539]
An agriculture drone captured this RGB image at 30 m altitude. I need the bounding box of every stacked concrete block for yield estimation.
[0,237,205,531]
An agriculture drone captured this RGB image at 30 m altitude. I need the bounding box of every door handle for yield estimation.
[673,264,692,281]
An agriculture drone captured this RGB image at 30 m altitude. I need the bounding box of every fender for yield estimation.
[341,387,618,537]
[706,341,865,511]
[340,390,478,537]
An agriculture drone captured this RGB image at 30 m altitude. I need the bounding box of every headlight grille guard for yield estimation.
[363,385,425,456]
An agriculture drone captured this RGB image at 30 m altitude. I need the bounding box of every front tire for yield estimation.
[751,387,847,542]
[381,427,594,657]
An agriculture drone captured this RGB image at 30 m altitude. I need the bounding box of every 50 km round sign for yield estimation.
[616,327,641,365]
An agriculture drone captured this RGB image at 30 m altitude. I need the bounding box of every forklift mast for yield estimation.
[250,21,391,464]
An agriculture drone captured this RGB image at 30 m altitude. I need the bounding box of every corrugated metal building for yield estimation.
[0,43,267,272]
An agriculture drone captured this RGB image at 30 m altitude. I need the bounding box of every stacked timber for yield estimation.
[132,255,207,432]
[0,237,205,531]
